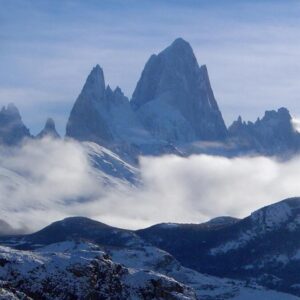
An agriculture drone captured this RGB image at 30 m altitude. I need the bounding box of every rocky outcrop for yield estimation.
[65,65,174,161]
[66,65,152,146]
[0,104,31,145]
[65,39,228,159]
[228,108,300,155]
[36,118,60,139]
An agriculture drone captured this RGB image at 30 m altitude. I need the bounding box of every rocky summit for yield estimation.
[0,103,30,145]
[65,64,173,160]
[36,118,60,139]
[131,38,228,143]
[228,107,300,155]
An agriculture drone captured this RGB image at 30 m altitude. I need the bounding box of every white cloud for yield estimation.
[292,117,300,132]
[0,138,300,232]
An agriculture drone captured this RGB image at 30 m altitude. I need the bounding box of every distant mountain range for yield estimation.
[1,198,300,299]
[1,38,300,161]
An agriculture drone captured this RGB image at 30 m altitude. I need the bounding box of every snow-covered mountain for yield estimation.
[66,39,228,152]
[66,65,148,146]
[228,107,300,155]
[131,38,227,143]
[138,197,300,297]
[0,241,196,299]
[66,65,176,162]
[0,211,299,299]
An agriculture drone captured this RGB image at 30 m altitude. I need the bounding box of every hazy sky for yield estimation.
[1,0,300,134]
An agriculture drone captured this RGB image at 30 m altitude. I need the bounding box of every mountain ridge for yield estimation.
[1,197,300,298]
[1,38,299,159]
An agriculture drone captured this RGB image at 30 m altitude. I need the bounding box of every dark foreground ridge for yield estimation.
[1,198,300,298]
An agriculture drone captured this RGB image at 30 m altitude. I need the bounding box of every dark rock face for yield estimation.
[66,65,167,160]
[0,104,31,145]
[131,38,228,143]
[66,65,150,146]
[36,118,60,139]
[66,65,114,145]
[137,198,300,297]
[65,65,170,160]
[228,108,300,155]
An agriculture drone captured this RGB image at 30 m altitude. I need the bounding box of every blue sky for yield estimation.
[1,0,300,134]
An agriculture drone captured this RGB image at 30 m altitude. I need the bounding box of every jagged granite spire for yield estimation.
[228,107,300,155]
[81,64,106,100]
[0,103,31,145]
[66,65,154,150]
[37,118,60,139]
[131,38,227,143]
[66,65,113,144]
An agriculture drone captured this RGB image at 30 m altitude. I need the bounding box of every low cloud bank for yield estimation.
[0,138,299,232]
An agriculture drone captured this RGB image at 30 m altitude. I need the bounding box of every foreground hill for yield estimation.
[138,197,300,296]
[0,241,196,299]
[1,198,300,299]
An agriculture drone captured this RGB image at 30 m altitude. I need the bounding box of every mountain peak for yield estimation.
[66,66,155,150]
[263,107,291,122]
[229,107,300,155]
[114,86,123,96]
[45,118,56,130]
[1,103,21,119]
[5,103,19,114]
[161,37,196,65]
[82,65,106,100]
[131,39,227,142]
[90,64,103,77]
[37,118,60,139]
[0,103,31,145]
[168,37,193,52]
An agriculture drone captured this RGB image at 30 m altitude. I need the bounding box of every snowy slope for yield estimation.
[0,216,299,299]
[109,243,299,300]
[138,197,300,297]
[0,241,195,299]
[83,141,140,185]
